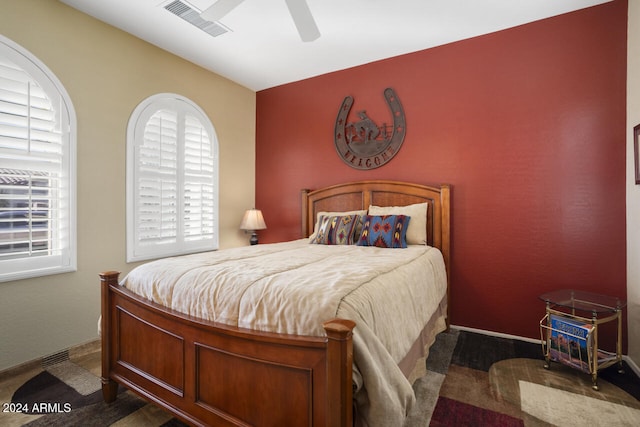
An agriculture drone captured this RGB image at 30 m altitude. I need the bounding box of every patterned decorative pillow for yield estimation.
[357,215,411,248]
[368,202,428,245]
[309,210,367,241]
[310,214,363,245]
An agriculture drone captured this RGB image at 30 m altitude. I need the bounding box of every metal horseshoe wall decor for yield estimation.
[334,88,406,170]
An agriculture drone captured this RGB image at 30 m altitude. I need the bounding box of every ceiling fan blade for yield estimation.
[284,0,320,42]
[200,0,246,22]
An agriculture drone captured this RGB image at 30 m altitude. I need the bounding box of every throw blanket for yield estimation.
[122,239,447,427]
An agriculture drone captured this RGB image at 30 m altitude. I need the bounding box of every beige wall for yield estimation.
[627,0,640,370]
[0,0,256,370]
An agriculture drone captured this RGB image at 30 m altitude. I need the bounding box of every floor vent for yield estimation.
[164,0,229,38]
[41,349,69,369]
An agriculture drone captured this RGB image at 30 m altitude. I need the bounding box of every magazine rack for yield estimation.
[539,289,625,390]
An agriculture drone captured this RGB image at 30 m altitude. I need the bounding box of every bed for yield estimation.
[100,180,450,427]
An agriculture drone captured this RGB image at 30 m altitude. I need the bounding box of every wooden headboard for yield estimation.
[301,180,451,277]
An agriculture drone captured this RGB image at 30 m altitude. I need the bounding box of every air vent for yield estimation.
[42,349,69,368]
[164,0,229,37]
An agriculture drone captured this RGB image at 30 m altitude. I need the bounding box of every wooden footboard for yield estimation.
[100,271,354,427]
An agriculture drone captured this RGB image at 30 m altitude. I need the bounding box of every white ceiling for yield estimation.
[59,0,611,91]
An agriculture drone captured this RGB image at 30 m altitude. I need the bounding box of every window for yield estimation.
[127,94,218,262]
[0,36,76,282]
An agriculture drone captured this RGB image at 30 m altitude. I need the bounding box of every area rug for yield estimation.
[4,329,639,426]
[426,330,640,426]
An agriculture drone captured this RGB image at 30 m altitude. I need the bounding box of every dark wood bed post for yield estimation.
[301,188,311,237]
[323,318,356,427]
[440,184,451,330]
[99,271,120,403]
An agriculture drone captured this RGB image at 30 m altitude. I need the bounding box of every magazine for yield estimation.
[548,314,593,373]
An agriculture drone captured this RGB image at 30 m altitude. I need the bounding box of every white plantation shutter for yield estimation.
[127,94,218,262]
[0,36,76,282]
[183,113,215,242]
[138,109,179,245]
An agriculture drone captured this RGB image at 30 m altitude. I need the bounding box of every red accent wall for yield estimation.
[255,1,627,345]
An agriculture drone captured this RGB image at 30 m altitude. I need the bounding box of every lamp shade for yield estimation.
[240,209,266,231]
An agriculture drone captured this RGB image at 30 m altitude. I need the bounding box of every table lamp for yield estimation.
[240,208,267,245]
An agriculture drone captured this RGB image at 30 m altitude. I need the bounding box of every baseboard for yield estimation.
[623,354,640,377]
[451,324,541,344]
[0,339,100,381]
[451,324,640,377]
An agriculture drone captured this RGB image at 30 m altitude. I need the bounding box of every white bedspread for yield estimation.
[121,239,447,427]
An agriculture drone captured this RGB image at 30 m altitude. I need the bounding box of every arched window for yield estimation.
[127,94,219,262]
[0,36,77,282]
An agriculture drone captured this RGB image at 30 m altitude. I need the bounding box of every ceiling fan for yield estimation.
[200,0,320,42]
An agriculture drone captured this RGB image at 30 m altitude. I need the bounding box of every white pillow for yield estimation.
[309,210,367,241]
[368,202,428,245]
